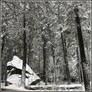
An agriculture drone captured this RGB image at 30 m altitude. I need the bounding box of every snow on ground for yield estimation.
[1,84,85,91]
[1,85,31,91]
[28,84,85,91]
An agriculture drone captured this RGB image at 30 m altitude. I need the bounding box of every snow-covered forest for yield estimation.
[0,0,91,91]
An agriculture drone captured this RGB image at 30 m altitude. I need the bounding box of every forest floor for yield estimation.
[1,83,85,91]
[1,85,31,91]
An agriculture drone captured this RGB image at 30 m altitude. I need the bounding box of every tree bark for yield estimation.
[21,3,27,87]
[1,33,8,86]
[47,24,56,84]
[51,45,56,84]
[42,36,47,84]
[1,35,6,85]
[0,1,2,89]
[57,3,70,84]
[74,6,90,90]
[1,35,6,57]
[76,47,84,83]
[61,32,71,84]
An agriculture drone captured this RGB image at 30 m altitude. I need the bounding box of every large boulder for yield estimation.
[7,56,42,86]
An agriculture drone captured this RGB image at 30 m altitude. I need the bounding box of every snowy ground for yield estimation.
[1,84,85,91]
[1,85,31,91]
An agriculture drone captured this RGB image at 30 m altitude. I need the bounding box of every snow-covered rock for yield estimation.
[7,56,42,86]
[7,74,21,86]
[7,56,38,75]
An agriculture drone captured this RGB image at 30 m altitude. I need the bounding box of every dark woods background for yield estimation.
[0,0,91,91]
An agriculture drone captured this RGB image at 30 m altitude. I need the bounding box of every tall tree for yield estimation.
[21,2,27,87]
[0,0,2,89]
[1,28,7,86]
[76,47,84,83]
[1,36,7,86]
[57,3,71,84]
[60,32,71,84]
[74,6,90,90]
[42,34,47,84]
[47,24,56,84]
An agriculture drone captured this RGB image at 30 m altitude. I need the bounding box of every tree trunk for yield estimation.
[76,47,84,83]
[28,43,30,65]
[57,3,70,84]
[42,36,47,84]
[1,35,6,57]
[61,32,71,84]
[1,35,6,85]
[0,2,2,89]
[47,24,56,84]
[74,6,90,90]
[51,45,56,84]
[1,33,8,86]
[21,3,27,87]
[86,46,90,65]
